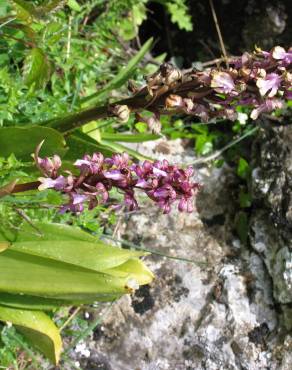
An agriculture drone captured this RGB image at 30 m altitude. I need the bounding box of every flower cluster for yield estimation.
[135,46,291,129]
[35,148,200,214]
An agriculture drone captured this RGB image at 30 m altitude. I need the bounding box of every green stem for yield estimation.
[40,95,147,134]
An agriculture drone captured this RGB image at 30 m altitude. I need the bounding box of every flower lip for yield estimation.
[38,176,67,191]
[256,73,282,97]
[211,71,235,94]
[103,170,126,181]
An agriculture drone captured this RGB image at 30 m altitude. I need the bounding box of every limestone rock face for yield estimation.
[70,138,291,370]
[250,125,292,333]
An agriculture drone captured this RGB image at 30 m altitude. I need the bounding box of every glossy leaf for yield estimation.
[11,241,147,272]
[0,292,118,310]
[0,249,130,299]
[23,48,51,90]
[103,258,154,286]
[11,222,147,271]
[0,305,62,364]
[0,126,67,161]
[65,132,113,160]
[0,222,153,300]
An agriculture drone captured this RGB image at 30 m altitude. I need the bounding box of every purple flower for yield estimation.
[124,191,138,211]
[250,98,284,120]
[34,142,62,178]
[285,90,292,100]
[133,161,153,178]
[153,185,177,201]
[178,197,194,213]
[256,73,282,97]
[272,46,292,66]
[103,169,125,181]
[105,153,129,169]
[211,72,235,94]
[35,150,200,214]
[60,203,84,214]
[74,153,104,175]
[38,176,67,191]
[71,193,89,205]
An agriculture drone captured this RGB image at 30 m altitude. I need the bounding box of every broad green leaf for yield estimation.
[0,305,62,364]
[0,126,67,161]
[65,132,114,160]
[0,249,130,298]
[11,241,147,272]
[0,293,71,310]
[0,292,119,310]
[101,132,160,143]
[103,258,154,286]
[81,38,153,106]
[0,222,153,302]
[17,221,98,243]
[23,48,51,90]
[99,139,153,161]
[11,222,147,272]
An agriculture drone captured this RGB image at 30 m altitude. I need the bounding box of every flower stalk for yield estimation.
[42,46,291,134]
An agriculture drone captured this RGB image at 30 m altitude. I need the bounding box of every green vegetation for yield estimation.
[0,0,290,367]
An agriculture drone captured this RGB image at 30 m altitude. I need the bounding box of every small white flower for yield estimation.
[237,112,248,125]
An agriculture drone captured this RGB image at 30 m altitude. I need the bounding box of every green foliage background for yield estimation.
[0,0,195,367]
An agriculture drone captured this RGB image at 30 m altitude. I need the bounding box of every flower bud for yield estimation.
[165,94,183,108]
[183,98,195,112]
[160,63,182,84]
[211,71,235,94]
[165,69,182,85]
[239,67,251,78]
[110,105,130,123]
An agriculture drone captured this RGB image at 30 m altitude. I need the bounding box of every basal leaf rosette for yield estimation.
[0,222,154,363]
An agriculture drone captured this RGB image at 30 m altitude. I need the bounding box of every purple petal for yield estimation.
[256,73,282,97]
[71,193,88,205]
[38,176,67,191]
[135,179,150,189]
[103,170,125,181]
[211,72,235,94]
[124,193,138,210]
[153,167,167,177]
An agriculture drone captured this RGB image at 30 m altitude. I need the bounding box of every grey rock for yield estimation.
[250,126,292,306]
[68,136,291,370]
